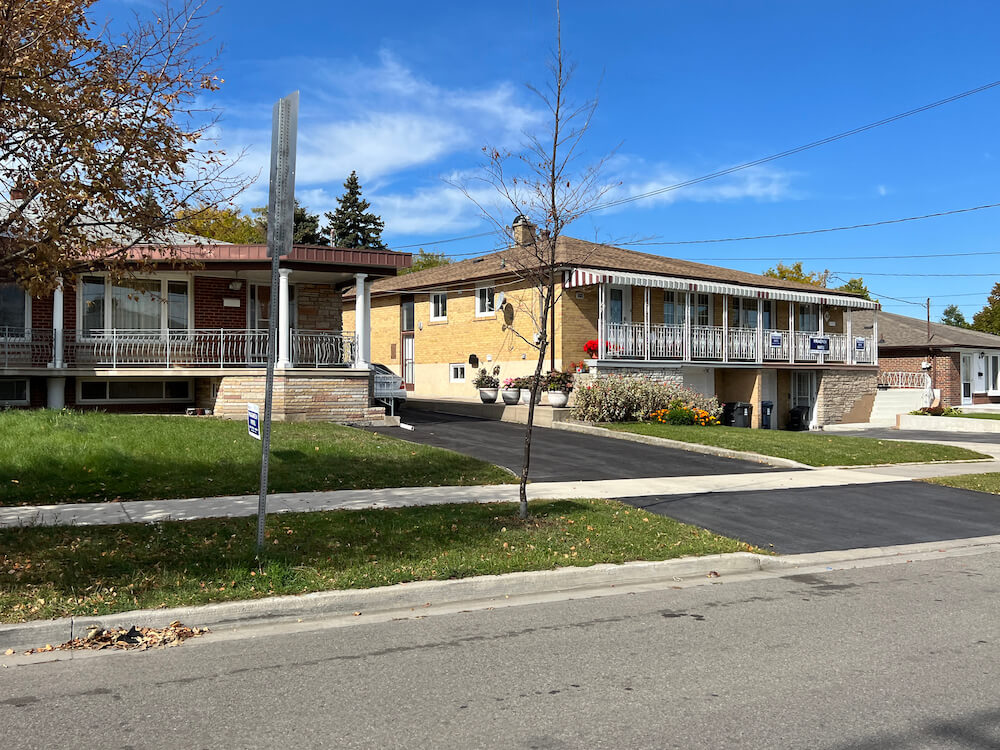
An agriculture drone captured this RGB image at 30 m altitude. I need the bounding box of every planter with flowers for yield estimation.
[518,375,540,405]
[583,339,599,361]
[501,377,521,405]
[472,366,501,403]
[544,369,574,407]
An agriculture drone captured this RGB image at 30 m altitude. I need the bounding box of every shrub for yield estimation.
[650,401,720,426]
[571,376,722,423]
[911,405,962,417]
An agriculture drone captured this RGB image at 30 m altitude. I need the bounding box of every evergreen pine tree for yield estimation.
[941,304,971,329]
[324,171,387,249]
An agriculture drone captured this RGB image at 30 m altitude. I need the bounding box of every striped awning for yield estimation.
[562,267,879,310]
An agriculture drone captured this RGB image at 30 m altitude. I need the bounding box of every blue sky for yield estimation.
[104,1,999,320]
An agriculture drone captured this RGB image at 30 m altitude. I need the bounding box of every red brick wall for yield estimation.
[880,351,962,407]
[31,294,53,329]
[194,277,247,328]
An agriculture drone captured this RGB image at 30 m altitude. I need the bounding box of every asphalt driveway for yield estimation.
[835,428,1000,446]
[368,409,775,482]
[621,481,1000,554]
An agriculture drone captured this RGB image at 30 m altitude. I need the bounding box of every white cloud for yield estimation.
[599,157,797,211]
[877,184,889,197]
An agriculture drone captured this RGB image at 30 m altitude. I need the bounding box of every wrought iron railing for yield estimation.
[0,328,53,368]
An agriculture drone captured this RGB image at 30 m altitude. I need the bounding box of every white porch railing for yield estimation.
[58,329,355,369]
[599,322,874,365]
[878,371,931,389]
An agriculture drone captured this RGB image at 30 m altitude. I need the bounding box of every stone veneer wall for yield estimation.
[208,371,383,424]
[814,370,878,427]
[296,284,342,331]
[587,364,684,384]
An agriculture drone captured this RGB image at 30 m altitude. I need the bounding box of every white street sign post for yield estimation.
[256,91,298,557]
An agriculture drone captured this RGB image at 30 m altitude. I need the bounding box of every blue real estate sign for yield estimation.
[809,336,830,352]
[247,403,261,440]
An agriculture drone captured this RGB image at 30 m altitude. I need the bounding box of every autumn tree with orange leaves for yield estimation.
[0,0,248,294]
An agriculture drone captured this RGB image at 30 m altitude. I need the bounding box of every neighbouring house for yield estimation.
[343,219,881,429]
[0,243,410,422]
[857,310,1000,408]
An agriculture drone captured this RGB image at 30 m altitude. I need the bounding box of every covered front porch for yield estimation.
[565,268,880,367]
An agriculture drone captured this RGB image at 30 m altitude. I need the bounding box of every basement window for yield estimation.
[78,379,193,403]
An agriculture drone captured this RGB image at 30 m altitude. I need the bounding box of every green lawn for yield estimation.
[604,423,989,466]
[924,473,1000,494]
[0,410,513,507]
[953,413,1000,421]
[0,499,763,623]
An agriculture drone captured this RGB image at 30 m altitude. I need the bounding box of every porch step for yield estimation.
[869,389,926,426]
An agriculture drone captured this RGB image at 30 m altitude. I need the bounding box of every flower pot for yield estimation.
[519,389,537,405]
[546,390,569,408]
[479,388,499,404]
[501,389,520,405]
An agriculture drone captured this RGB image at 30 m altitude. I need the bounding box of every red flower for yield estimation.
[583,339,599,357]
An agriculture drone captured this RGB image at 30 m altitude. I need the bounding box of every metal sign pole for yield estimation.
[256,91,298,557]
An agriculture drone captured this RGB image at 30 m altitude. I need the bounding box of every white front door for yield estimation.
[961,354,974,406]
[608,285,632,323]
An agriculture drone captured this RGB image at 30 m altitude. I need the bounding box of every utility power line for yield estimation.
[624,202,1000,247]
[388,78,1000,251]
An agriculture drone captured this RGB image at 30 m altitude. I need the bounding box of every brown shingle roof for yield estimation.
[357,235,865,300]
[855,310,1000,349]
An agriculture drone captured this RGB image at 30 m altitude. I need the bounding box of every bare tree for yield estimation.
[457,3,616,519]
[0,0,249,294]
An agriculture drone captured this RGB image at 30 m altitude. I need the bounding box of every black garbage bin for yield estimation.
[761,400,773,430]
[721,402,737,427]
[734,402,753,428]
[788,404,810,431]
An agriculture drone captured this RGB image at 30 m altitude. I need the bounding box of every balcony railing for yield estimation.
[603,323,875,365]
[1,328,355,369]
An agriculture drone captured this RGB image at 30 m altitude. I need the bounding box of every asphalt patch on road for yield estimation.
[618,481,1000,554]
[369,410,776,482]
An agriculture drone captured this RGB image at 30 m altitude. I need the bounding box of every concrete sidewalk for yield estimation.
[1,462,983,530]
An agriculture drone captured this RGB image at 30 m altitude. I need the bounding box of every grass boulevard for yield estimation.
[604,422,989,466]
[0,498,763,623]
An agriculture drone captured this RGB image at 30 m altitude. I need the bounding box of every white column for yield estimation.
[846,309,854,365]
[46,377,65,409]
[354,273,370,369]
[722,296,729,363]
[817,303,825,366]
[643,287,650,361]
[51,277,64,368]
[873,308,879,367]
[683,291,692,361]
[597,283,606,361]
[277,268,292,368]
[756,297,764,364]
[788,302,796,364]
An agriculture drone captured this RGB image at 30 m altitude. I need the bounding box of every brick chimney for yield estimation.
[512,215,535,246]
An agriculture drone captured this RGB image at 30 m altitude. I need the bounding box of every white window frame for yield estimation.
[449,363,466,383]
[730,297,776,329]
[663,291,685,326]
[986,353,1000,394]
[694,293,713,327]
[430,291,448,322]
[475,285,495,318]
[76,378,194,404]
[77,273,193,338]
[0,282,31,339]
[0,378,29,405]
[798,303,819,333]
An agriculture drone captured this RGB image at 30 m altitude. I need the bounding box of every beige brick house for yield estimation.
[344,223,881,429]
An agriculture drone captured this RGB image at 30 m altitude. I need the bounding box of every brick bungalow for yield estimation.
[343,219,880,429]
[0,243,410,422]
[857,310,1000,407]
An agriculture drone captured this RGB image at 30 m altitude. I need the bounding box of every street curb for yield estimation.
[5,534,1000,653]
[552,420,811,470]
[0,552,763,652]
